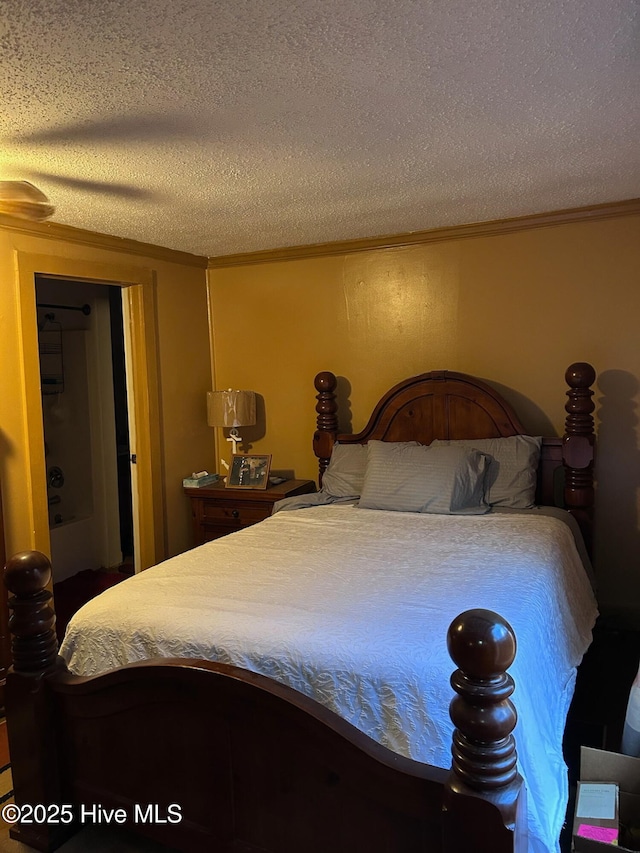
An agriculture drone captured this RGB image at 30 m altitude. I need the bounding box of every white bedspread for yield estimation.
[60,505,598,853]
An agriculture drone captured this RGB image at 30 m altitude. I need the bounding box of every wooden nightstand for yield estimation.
[184,478,316,545]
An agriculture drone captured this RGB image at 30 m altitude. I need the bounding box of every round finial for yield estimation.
[447,609,516,679]
[565,362,596,389]
[4,550,52,597]
[314,371,337,393]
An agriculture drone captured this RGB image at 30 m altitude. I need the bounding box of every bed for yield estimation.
[3,363,598,853]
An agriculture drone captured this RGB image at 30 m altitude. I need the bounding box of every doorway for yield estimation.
[35,275,134,598]
[13,249,162,576]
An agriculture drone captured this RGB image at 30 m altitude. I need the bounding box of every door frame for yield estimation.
[15,251,164,572]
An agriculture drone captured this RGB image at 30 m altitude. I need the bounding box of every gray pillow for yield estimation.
[431,436,542,508]
[322,441,420,498]
[321,443,369,497]
[359,440,489,515]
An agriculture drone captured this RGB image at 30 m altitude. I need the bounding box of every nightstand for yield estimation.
[184,478,316,545]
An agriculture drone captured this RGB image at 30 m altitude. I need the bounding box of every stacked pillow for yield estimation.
[321,435,542,514]
[359,441,489,515]
[430,436,542,509]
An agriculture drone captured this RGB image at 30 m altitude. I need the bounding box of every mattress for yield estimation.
[60,504,598,853]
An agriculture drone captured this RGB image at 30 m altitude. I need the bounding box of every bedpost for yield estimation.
[4,550,74,851]
[443,609,525,853]
[313,371,338,486]
[563,362,596,552]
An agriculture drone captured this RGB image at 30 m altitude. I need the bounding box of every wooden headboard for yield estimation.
[313,363,596,550]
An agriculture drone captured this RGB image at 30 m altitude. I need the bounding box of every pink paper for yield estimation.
[577,824,619,843]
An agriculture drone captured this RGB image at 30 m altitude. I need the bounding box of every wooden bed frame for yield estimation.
[3,362,596,853]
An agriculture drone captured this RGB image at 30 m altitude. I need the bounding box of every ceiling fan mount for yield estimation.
[0,181,55,221]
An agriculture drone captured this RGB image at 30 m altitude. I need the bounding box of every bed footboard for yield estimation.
[4,551,525,853]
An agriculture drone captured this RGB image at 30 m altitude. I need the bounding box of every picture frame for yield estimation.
[226,454,272,490]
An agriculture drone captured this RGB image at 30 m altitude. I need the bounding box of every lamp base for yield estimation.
[227,429,242,456]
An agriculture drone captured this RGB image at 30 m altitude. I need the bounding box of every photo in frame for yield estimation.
[226,454,272,489]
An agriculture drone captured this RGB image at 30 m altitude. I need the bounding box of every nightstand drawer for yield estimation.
[200,502,269,525]
[184,478,316,547]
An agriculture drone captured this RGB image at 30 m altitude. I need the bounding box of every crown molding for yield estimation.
[208,198,640,269]
[0,214,208,268]
[3,197,637,271]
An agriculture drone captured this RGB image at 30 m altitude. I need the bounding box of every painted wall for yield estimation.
[0,222,212,566]
[209,211,640,622]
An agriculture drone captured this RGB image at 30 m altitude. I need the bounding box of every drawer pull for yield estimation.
[231,510,240,519]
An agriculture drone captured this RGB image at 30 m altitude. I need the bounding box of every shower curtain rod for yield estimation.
[37,302,91,315]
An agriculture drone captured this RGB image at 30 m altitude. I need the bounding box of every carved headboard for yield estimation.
[313,364,596,550]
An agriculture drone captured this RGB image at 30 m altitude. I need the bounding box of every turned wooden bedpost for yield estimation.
[5,551,58,673]
[443,609,525,853]
[562,362,596,552]
[4,550,74,852]
[313,371,338,486]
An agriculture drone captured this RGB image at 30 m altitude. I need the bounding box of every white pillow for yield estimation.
[431,436,542,508]
[359,440,489,515]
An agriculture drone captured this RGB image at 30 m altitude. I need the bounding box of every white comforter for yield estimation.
[61,505,598,853]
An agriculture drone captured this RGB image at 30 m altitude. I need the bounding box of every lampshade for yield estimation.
[207,390,256,429]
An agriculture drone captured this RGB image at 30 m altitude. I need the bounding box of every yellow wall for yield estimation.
[0,221,212,565]
[209,211,640,621]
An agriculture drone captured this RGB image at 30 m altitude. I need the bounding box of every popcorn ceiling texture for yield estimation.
[0,0,638,257]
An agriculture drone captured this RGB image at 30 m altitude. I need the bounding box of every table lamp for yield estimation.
[207,389,257,459]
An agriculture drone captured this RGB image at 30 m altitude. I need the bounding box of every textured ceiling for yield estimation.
[2,1,639,258]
